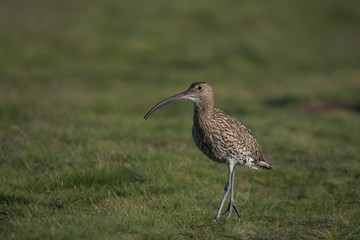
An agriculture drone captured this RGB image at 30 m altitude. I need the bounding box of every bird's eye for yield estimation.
[197,86,202,90]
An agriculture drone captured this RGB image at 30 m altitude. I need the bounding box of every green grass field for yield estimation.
[1,0,360,239]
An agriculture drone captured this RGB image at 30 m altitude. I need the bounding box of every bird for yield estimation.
[144,82,272,222]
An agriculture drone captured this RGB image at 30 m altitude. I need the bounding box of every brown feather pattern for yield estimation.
[144,81,272,221]
[190,83,271,170]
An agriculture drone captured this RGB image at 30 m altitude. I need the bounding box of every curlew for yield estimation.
[144,82,272,222]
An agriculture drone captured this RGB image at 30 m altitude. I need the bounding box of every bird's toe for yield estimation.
[213,218,220,223]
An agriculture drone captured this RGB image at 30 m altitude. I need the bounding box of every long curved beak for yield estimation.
[144,91,190,120]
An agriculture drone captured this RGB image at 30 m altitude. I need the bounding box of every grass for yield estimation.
[1,0,360,239]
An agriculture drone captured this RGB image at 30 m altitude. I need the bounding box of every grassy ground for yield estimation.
[1,0,360,239]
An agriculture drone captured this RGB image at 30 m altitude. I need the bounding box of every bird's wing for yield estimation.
[213,109,266,162]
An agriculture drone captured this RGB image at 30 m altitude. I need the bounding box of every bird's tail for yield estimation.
[257,161,272,170]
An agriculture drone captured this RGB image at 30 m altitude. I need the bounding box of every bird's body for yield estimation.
[192,107,271,169]
[144,82,272,221]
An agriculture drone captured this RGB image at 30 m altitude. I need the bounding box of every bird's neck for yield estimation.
[193,99,214,123]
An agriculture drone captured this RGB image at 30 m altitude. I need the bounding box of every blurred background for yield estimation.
[1,0,359,112]
[1,0,359,238]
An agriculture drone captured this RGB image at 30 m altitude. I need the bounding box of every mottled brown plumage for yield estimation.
[144,82,272,222]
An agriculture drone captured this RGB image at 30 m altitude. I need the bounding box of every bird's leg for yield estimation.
[227,167,240,217]
[213,161,234,222]
[222,168,234,217]
[224,167,241,218]
[224,182,229,191]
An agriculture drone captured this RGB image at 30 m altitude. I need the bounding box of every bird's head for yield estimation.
[185,82,213,103]
[144,82,214,120]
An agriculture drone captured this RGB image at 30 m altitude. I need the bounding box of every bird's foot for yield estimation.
[222,201,241,218]
[213,217,220,223]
